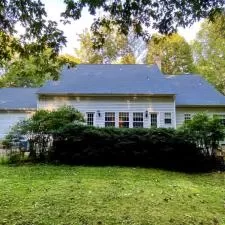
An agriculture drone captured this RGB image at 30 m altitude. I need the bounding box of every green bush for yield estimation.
[3,106,85,162]
[49,124,215,172]
[4,109,224,171]
[178,113,225,157]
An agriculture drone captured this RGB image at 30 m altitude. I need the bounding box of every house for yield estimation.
[0,88,37,138]
[37,64,225,128]
[0,64,225,139]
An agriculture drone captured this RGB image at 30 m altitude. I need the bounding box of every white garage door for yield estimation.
[0,112,30,139]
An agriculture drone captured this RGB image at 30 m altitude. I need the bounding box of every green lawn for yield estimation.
[0,165,224,225]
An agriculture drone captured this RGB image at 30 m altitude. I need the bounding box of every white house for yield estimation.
[0,64,225,138]
[37,64,225,128]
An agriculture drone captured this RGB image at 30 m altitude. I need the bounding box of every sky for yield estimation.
[42,0,202,56]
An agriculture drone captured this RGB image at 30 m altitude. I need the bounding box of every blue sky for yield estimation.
[42,0,202,55]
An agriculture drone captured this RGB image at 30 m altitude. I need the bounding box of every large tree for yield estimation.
[145,33,194,74]
[0,49,79,87]
[62,0,224,46]
[119,53,136,64]
[75,28,137,64]
[0,0,223,62]
[192,13,225,93]
[0,0,66,65]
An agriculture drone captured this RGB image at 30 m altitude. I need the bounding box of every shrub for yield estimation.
[178,113,225,157]
[49,124,214,172]
[4,110,224,171]
[3,106,85,162]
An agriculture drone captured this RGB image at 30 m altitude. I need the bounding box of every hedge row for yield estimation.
[50,125,220,172]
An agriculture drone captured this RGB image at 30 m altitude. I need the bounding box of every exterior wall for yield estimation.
[176,107,225,127]
[0,111,33,139]
[38,95,176,128]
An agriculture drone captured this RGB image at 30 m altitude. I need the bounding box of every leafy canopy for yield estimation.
[0,0,66,64]
[5,106,85,139]
[179,113,225,156]
[62,0,224,46]
[0,49,80,87]
[23,106,85,134]
[192,13,225,93]
[75,28,136,64]
[145,33,194,74]
[119,53,136,64]
[0,0,224,61]
[2,106,85,160]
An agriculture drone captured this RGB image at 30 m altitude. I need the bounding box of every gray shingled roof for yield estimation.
[36,64,225,107]
[166,75,225,106]
[0,88,37,110]
[37,64,175,95]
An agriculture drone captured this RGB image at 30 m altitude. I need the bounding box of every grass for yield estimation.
[0,165,224,225]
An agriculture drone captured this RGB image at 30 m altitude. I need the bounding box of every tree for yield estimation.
[75,29,105,63]
[145,33,194,74]
[179,113,225,157]
[0,1,223,62]
[58,54,81,67]
[0,0,66,65]
[0,49,79,87]
[119,53,136,64]
[192,13,225,93]
[117,33,146,64]
[0,32,17,66]
[3,106,85,161]
[62,0,224,46]
[75,28,136,63]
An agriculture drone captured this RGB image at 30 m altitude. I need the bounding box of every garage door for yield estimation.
[0,112,29,139]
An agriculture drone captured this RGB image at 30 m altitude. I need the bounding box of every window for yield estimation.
[86,112,94,126]
[184,113,191,122]
[213,114,225,126]
[105,112,115,127]
[164,112,172,124]
[119,112,129,128]
[133,112,143,128]
[150,113,157,127]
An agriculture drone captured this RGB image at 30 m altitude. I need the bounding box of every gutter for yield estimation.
[37,93,176,97]
[176,105,225,108]
[0,108,37,112]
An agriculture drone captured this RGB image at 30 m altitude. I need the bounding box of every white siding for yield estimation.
[176,107,225,127]
[38,96,176,128]
[0,112,33,139]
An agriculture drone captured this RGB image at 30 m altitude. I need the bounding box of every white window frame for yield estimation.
[119,112,129,128]
[184,113,191,122]
[105,112,115,127]
[86,112,95,126]
[133,112,144,128]
[164,112,172,124]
